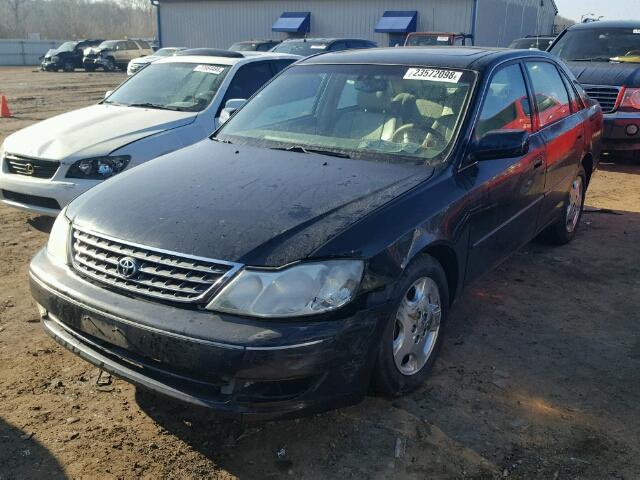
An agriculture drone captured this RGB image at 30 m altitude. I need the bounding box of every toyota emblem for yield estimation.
[116,256,139,279]
[24,163,34,175]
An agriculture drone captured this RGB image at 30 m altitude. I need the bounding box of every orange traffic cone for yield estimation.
[1,95,12,118]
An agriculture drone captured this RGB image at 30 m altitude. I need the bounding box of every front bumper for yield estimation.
[0,170,100,216]
[41,60,60,71]
[30,249,390,420]
[602,111,640,153]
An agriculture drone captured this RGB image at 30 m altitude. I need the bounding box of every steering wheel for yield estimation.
[391,123,446,149]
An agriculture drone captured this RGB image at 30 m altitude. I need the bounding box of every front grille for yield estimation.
[5,154,60,179]
[71,228,242,304]
[1,189,60,210]
[583,85,622,113]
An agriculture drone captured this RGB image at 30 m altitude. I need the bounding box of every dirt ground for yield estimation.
[0,66,639,479]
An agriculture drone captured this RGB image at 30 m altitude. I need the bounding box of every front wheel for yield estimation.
[103,57,115,72]
[372,255,449,396]
[62,60,74,72]
[539,165,586,245]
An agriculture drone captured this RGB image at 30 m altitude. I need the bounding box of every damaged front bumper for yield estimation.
[29,249,391,420]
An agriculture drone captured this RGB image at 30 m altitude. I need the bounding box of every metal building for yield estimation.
[154,0,557,49]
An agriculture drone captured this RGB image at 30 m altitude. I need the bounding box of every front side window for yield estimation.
[217,64,475,165]
[475,64,532,139]
[105,62,230,112]
[525,62,571,128]
[223,62,274,103]
[549,27,640,63]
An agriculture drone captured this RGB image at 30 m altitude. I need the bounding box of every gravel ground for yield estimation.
[1,67,639,479]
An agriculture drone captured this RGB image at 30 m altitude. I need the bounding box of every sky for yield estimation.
[554,0,639,21]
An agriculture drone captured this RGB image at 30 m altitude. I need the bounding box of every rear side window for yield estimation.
[475,63,532,139]
[525,62,571,128]
[329,41,349,51]
[136,40,150,49]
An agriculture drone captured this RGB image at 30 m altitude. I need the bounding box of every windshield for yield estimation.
[229,42,259,51]
[271,41,329,56]
[550,28,640,62]
[98,40,118,50]
[57,41,77,52]
[154,48,178,57]
[217,64,475,165]
[105,62,230,112]
[406,35,451,46]
[509,38,553,50]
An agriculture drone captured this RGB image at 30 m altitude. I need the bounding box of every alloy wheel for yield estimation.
[393,277,442,376]
[566,175,583,233]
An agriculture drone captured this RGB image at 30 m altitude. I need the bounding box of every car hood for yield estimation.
[2,104,198,161]
[67,140,434,266]
[566,61,640,87]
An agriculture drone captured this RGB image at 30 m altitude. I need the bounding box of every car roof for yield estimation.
[155,52,300,66]
[568,20,640,30]
[300,46,557,71]
[233,40,278,44]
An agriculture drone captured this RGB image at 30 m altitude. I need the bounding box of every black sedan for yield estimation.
[30,47,602,420]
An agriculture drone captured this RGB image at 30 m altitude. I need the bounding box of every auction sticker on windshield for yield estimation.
[404,68,462,83]
[194,65,225,74]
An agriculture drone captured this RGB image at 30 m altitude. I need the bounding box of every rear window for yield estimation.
[271,41,329,56]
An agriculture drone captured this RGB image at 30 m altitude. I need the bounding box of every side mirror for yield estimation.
[471,130,530,161]
[218,98,246,125]
[104,90,113,99]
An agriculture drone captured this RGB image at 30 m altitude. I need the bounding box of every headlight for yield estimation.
[66,155,131,179]
[47,208,71,264]
[207,260,364,318]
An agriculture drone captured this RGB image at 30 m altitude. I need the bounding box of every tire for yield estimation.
[539,165,586,245]
[372,254,449,397]
[62,60,74,72]
[84,65,96,72]
[103,57,115,72]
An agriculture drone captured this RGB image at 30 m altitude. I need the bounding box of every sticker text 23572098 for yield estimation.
[403,68,463,83]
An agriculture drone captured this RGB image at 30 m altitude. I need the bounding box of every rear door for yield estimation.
[524,61,585,230]
[466,62,547,282]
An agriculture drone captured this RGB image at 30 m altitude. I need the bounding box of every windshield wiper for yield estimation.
[271,145,351,158]
[128,102,185,111]
[211,137,233,144]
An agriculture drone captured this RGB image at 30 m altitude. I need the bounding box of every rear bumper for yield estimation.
[602,111,640,153]
[30,249,390,420]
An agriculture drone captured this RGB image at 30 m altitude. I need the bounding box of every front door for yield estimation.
[466,62,547,283]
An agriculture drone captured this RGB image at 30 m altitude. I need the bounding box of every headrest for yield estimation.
[357,89,390,112]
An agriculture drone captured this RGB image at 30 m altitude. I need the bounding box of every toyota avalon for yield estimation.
[30,47,602,419]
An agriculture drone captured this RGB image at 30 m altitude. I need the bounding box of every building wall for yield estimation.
[0,39,67,66]
[474,0,557,47]
[158,0,556,49]
[159,0,474,48]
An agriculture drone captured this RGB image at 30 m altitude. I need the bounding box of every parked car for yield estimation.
[548,20,640,159]
[229,40,281,52]
[127,47,187,75]
[29,47,602,419]
[41,39,103,72]
[270,37,377,56]
[404,32,470,46]
[508,36,556,50]
[83,39,154,71]
[0,51,299,215]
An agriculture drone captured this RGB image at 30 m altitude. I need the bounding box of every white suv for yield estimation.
[0,51,299,215]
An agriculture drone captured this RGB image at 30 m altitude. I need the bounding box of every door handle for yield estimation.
[533,158,544,169]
